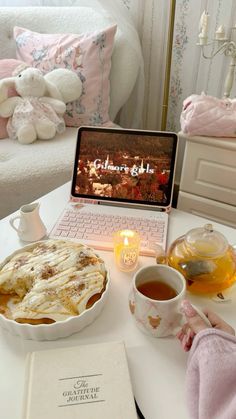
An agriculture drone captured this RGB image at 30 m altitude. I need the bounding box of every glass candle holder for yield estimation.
[113,229,140,272]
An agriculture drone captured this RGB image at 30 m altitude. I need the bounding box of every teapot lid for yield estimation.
[185,223,228,257]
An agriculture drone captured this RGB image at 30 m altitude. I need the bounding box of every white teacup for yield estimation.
[129,264,186,337]
[9,202,47,242]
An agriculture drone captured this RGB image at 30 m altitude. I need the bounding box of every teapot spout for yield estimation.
[148,242,167,264]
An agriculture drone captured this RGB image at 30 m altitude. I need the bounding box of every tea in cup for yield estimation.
[129,264,186,337]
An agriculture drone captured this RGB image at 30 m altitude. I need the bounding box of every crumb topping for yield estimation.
[41,264,57,279]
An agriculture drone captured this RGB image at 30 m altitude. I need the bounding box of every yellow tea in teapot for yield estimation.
[168,239,236,295]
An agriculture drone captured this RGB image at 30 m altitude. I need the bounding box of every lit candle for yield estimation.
[215,24,226,40]
[113,230,140,272]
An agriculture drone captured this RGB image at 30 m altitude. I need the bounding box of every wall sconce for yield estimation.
[197,10,236,98]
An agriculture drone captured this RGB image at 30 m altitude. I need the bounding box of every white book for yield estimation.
[22,341,138,419]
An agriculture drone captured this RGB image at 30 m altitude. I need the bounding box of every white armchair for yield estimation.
[0,6,139,219]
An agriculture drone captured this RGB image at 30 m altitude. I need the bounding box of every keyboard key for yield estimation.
[68,232,76,238]
[76,232,84,238]
[60,221,69,226]
[83,233,113,242]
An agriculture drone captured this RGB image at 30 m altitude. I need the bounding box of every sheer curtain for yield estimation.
[94,0,145,129]
[85,1,170,132]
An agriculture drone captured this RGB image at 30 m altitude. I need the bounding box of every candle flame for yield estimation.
[124,236,129,246]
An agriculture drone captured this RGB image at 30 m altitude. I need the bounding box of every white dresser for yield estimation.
[177,132,236,228]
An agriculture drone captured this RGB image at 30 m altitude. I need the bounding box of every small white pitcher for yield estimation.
[10,202,47,242]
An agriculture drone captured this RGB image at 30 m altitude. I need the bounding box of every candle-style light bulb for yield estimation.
[198,10,209,45]
[215,24,225,40]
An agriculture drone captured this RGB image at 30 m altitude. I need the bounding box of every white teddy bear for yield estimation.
[0,67,82,144]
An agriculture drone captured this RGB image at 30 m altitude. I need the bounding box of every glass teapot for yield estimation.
[165,224,236,295]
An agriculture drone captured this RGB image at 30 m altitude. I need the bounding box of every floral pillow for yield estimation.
[0,59,28,139]
[14,25,117,128]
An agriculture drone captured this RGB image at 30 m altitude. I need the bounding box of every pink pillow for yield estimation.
[14,25,117,128]
[0,59,27,139]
